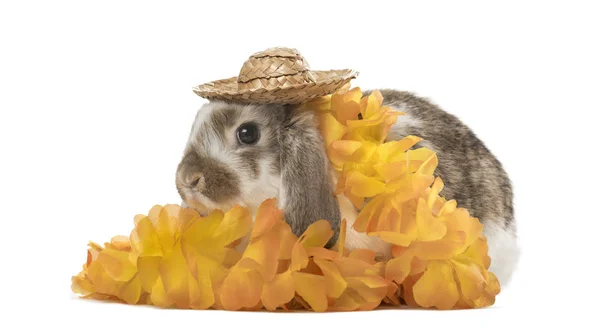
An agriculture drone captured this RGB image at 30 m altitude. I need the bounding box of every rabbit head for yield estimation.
[176,100,340,247]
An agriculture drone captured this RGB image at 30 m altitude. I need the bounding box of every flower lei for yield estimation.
[305,86,500,309]
[71,87,500,311]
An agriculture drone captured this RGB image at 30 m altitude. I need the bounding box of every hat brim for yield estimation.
[192,69,358,105]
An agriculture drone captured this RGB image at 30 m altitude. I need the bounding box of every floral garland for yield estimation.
[305,86,500,309]
[71,87,499,311]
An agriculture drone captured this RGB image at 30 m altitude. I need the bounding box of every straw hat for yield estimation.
[192,47,358,104]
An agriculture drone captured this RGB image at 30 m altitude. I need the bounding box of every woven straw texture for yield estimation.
[193,47,358,104]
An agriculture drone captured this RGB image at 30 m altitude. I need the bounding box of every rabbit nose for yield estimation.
[190,177,200,187]
[185,172,204,189]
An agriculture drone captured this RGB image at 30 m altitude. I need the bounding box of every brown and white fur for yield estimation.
[175,89,520,288]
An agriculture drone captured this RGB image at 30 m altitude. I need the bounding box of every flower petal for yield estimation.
[181,210,224,249]
[150,277,173,308]
[348,276,389,297]
[109,235,131,251]
[333,256,379,277]
[367,198,394,233]
[189,267,215,310]
[415,198,447,241]
[348,249,377,264]
[346,171,386,198]
[413,261,459,309]
[400,274,420,308]
[158,241,195,308]
[304,95,331,113]
[373,161,408,182]
[137,256,161,293]
[369,231,414,247]
[472,273,501,308]
[251,198,282,239]
[446,209,484,252]
[156,204,185,250]
[377,136,422,161]
[427,177,444,206]
[332,292,361,311]
[314,258,347,298]
[387,174,435,201]
[331,87,362,124]
[416,153,439,176]
[219,267,263,310]
[353,196,385,232]
[290,241,309,271]
[331,140,363,156]
[356,90,382,121]
[276,222,297,260]
[292,272,328,312]
[118,276,142,304]
[261,270,295,310]
[147,205,163,225]
[239,230,280,281]
[181,252,220,310]
[71,272,94,296]
[213,205,253,246]
[411,231,467,260]
[452,259,486,301]
[130,217,162,257]
[319,113,346,146]
[97,249,137,282]
[385,253,413,284]
[439,199,458,216]
[299,219,334,248]
[86,260,118,296]
[306,247,340,260]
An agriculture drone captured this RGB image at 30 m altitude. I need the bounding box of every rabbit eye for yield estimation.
[236,122,260,145]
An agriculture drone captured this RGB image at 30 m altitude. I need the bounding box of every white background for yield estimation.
[1,0,598,331]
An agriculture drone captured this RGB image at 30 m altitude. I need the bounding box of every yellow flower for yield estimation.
[406,236,500,310]
[71,236,143,305]
[287,219,394,312]
[330,87,363,125]
[219,198,296,311]
[381,178,500,309]
[345,90,402,143]
[312,88,403,172]
[348,140,439,232]
[72,203,253,309]
[134,204,252,309]
[301,82,354,114]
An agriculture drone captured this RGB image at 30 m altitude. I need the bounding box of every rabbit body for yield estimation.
[176,89,520,288]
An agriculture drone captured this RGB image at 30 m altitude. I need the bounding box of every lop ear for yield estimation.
[279,108,340,248]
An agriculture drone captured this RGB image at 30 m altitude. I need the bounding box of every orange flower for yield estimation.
[381,178,500,309]
[219,199,296,311]
[71,236,142,304]
[311,88,403,172]
[301,82,354,114]
[285,219,394,312]
[72,203,253,309]
[134,204,251,309]
[345,90,402,143]
[403,236,500,310]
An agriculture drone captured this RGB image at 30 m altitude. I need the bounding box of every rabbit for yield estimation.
[175,89,520,288]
